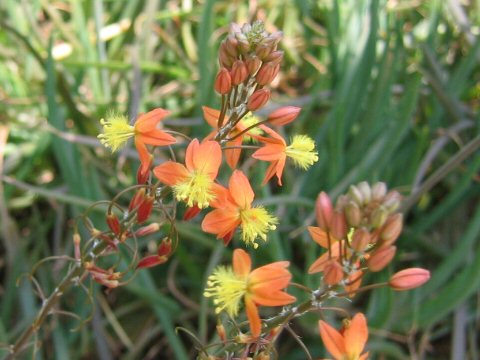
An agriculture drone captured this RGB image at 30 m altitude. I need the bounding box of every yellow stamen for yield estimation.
[239,207,278,248]
[204,266,246,317]
[285,135,319,169]
[173,171,215,208]
[240,113,263,142]
[97,114,134,152]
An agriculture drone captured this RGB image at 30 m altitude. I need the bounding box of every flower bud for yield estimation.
[367,245,396,272]
[316,191,333,231]
[214,68,232,94]
[134,223,160,237]
[247,88,270,111]
[137,155,152,184]
[267,106,301,126]
[348,185,364,205]
[129,188,146,211]
[351,228,371,252]
[357,181,371,205]
[137,194,154,223]
[380,213,403,245]
[323,259,344,285]
[345,270,363,297]
[231,60,248,85]
[216,323,227,343]
[371,182,387,201]
[389,268,430,291]
[73,233,81,260]
[106,213,121,235]
[345,201,361,227]
[245,56,262,75]
[136,254,168,269]
[218,50,233,68]
[370,205,388,228]
[265,50,284,65]
[255,44,272,59]
[331,210,347,240]
[383,191,402,212]
[157,237,172,257]
[256,63,277,85]
[184,205,202,220]
[224,36,239,58]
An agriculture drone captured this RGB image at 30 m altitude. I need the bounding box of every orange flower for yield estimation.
[319,313,369,360]
[202,106,266,168]
[202,170,277,248]
[153,139,222,209]
[204,249,295,337]
[98,108,176,173]
[252,126,318,185]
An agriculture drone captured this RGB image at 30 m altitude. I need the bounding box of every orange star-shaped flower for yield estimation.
[204,249,296,337]
[319,313,369,360]
[202,170,277,248]
[153,139,221,209]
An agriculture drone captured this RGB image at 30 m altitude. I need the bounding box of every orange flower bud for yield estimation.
[351,228,371,252]
[389,268,430,291]
[367,245,396,272]
[245,56,262,75]
[256,62,279,86]
[136,255,167,269]
[218,50,233,68]
[157,237,172,257]
[380,213,403,245]
[267,106,301,126]
[137,194,154,223]
[331,210,347,240]
[214,68,232,94]
[265,50,284,65]
[134,223,160,237]
[255,44,272,59]
[316,191,333,231]
[224,36,238,58]
[345,201,361,227]
[106,213,121,235]
[247,89,270,111]
[137,155,152,184]
[129,188,146,211]
[323,259,344,285]
[231,60,248,85]
[216,323,227,343]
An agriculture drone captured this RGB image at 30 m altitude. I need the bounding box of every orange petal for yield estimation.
[202,106,224,129]
[245,297,262,337]
[185,138,200,171]
[137,129,176,146]
[153,161,189,186]
[229,170,254,209]
[135,108,170,132]
[193,140,222,178]
[252,143,285,161]
[273,156,286,186]
[262,161,279,185]
[201,208,240,238]
[250,289,295,306]
[343,313,368,358]
[308,226,329,248]
[319,320,346,359]
[225,137,242,169]
[254,125,285,145]
[232,249,251,278]
[209,183,235,209]
[135,139,152,170]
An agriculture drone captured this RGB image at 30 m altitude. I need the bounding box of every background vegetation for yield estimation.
[1,0,479,359]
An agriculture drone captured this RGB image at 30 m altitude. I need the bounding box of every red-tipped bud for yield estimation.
[137,194,154,223]
[331,210,347,240]
[265,50,284,65]
[106,213,121,235]
[367,245,396,272]
[129,188,146,211]
[345,201,361,227]
[245,56,262,75]
[389,268,430,291]
[351,228,371,252]
[247,88,270,111]
[157,237,172,257]
[214,68,232,94]
[323,259,344,285]
[231,60,248,86]
[380,213,403,245]
[184,205,202,220]
[134,223,160,237]
[137,155,152,184]
[316,191,333,231]
[256,62,279,86]
[136,255,168,269]
[267,106,301,126]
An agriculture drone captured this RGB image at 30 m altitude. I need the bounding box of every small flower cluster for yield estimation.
[91,21,430,359]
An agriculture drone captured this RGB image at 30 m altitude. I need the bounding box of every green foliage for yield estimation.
[1,0,479,359]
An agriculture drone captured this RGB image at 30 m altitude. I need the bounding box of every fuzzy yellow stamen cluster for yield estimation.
[97,114,135,152]
[173,171,215,208]
[204,266,247,317]
[240,113,263,142]
[239,207,278,248]
[285,135,319,169]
